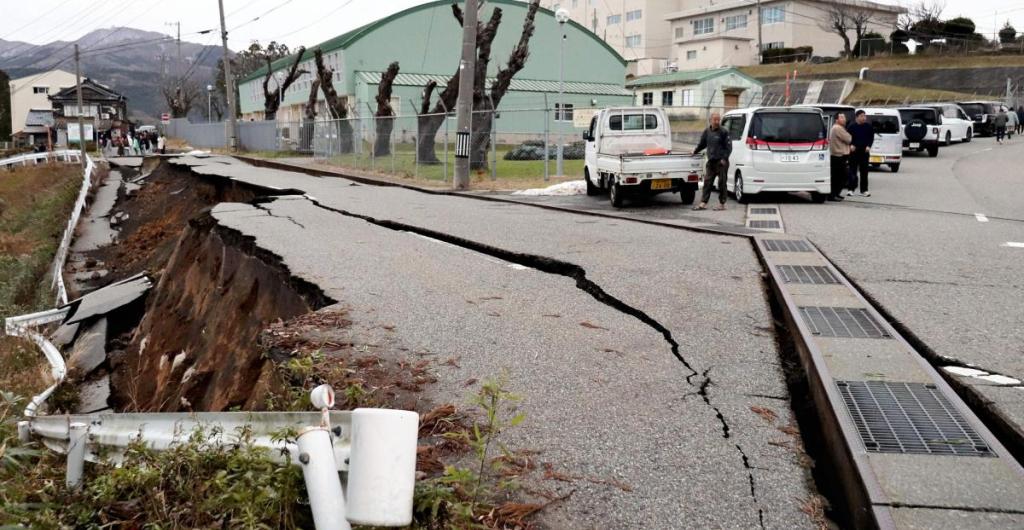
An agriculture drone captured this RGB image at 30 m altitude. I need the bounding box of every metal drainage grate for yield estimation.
[749,220,781,229]
[763,239,812,252]
[800,306,892,339]
[777,265,839,284]
[750,207,778,215]
[837,381,994,457]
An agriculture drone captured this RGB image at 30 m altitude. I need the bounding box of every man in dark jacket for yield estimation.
[846,110,874,197]
[692,112,732,210]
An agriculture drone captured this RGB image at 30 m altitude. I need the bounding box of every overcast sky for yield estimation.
[1,0,1022,51]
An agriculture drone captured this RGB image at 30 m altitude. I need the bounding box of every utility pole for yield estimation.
[74,44,86,170]
[756,0,763,64]
[217,0,238,151]
[453,0,479,190]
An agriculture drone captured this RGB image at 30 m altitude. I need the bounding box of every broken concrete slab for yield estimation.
[63,273,151,325]
[71,169,122,252]
[75,374,111,414]
[67,318,107,377]
[50,322,80,349]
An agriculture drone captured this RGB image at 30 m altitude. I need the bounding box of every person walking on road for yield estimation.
[846,110,874,197]
[692,112,732,211]
[156,133,166,155]
[994,107,1008,144]
[829,113,852,202]
[1016,106,1024,135]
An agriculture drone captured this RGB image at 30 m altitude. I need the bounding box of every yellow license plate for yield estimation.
[650,179,672,190]
[869,156,883,163]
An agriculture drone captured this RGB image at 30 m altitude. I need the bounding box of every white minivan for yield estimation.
[919,103,973,144]
[858,108,903,173]
[720,107,830,203]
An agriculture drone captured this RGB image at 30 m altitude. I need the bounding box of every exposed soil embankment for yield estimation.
[109,209,335,412]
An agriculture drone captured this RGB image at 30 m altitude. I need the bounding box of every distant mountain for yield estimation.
[0,28,227,123]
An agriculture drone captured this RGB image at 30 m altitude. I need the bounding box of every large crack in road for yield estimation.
[298,194,767,529]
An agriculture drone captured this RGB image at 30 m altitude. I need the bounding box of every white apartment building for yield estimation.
[8,69,77,142]
[541,0,678,76]
[666,0,903,70]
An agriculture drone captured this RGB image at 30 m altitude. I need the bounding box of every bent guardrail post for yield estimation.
[299,426,351,530]
[66,422,88,488]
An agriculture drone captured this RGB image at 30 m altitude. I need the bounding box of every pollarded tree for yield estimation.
[820,1,876,58]
[416,4,503,164]
[300,77,321,152]
[162,78,200,118]
[999,22,1017,45]
[313,47,354,153]
[374,62,400,157]
[262,46,307,120]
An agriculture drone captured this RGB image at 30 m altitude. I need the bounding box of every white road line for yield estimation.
[1002,242,1024,248]
[975,213,989,223]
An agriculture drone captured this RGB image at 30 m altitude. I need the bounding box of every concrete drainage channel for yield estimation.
[237,156,1024,528]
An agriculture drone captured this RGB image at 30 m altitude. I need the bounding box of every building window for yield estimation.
[686,50,697,60]
[555,103,574,121]
[674,27,685,39]
[642,92,653,106]
[33,86,49,94]
[681,89,694,106]
[725,14,747,30]
[692,17,714,35]
[625,34,642,47]
[661,91,673,106]
[626,9,642,22]
[762,41,785,50]
[607,14,621,25]
[761,6,784,25]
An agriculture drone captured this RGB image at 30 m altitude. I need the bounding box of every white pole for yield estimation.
[66,422,88,488]
[557,19,566,177]
[345,409,419,526]
[297,427,350,530]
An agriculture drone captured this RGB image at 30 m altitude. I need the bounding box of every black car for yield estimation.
[897,107,941,157]
[956,101,1001,137]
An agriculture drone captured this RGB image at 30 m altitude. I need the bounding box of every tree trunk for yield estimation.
[374,62,400,157]
[469,108,491,171]
[301,79,320,152]
[417,113,445,165]
[263,46,307,121]
[313,48,353,154]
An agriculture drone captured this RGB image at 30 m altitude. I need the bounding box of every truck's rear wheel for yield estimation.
[680,185,696,205]
[610,182,624,208]
[585,169,599,196]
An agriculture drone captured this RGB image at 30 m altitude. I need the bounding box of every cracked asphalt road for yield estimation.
[170,156,818,528]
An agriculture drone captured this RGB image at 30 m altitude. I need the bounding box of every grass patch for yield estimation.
[740,53,1024,80]
[844,80,979,106]
[242,142,584,191]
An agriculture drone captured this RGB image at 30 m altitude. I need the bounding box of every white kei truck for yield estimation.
[582,107,703,208]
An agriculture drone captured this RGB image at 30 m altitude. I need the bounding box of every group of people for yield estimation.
[99,130,165,156]
[993,106,1024,144]
[828,110,875,201]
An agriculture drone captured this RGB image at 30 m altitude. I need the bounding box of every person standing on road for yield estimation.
[1005,108,1018,140]
[692,112,732,211]
[1016,106,1024,135]
[156,133,166,155]
[846,110,874,197]
[994,107,1008,144]
[829,113,852,202]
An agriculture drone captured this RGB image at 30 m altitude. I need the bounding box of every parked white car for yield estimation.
[720,107,830,203]
[919,103,973,144]
[583,107,702,207]
[858,108,903,173]
[897,107,942,157]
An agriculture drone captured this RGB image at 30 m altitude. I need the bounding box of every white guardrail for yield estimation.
[3,152,420,528]
[0,149,82,169]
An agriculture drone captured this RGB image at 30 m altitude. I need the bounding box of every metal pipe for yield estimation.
[345,409,418,526]
[557,20,566,177]
[543,93,549,181]
[67,422,88,488]
[297,427,350,530]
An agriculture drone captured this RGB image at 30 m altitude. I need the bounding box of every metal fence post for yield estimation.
[391,115,396,175]
[366,103,376,172]
[543,93,550,182]
[297,426,351,530]
[441,101,450,183]
[66,422,88,488]
[409,99,420,179]
[489,95,497,181]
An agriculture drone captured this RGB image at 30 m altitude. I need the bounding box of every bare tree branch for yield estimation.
[262,46,307,120]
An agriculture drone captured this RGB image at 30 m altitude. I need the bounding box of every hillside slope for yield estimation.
[0,28,225,123]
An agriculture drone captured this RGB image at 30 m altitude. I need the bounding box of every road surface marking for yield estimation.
[1002,242,1024,248]
[975,213,989,222]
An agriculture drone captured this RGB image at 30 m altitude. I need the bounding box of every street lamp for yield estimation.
[275,71,285,115]
[555,7,569,177]
[206,84,213,122]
